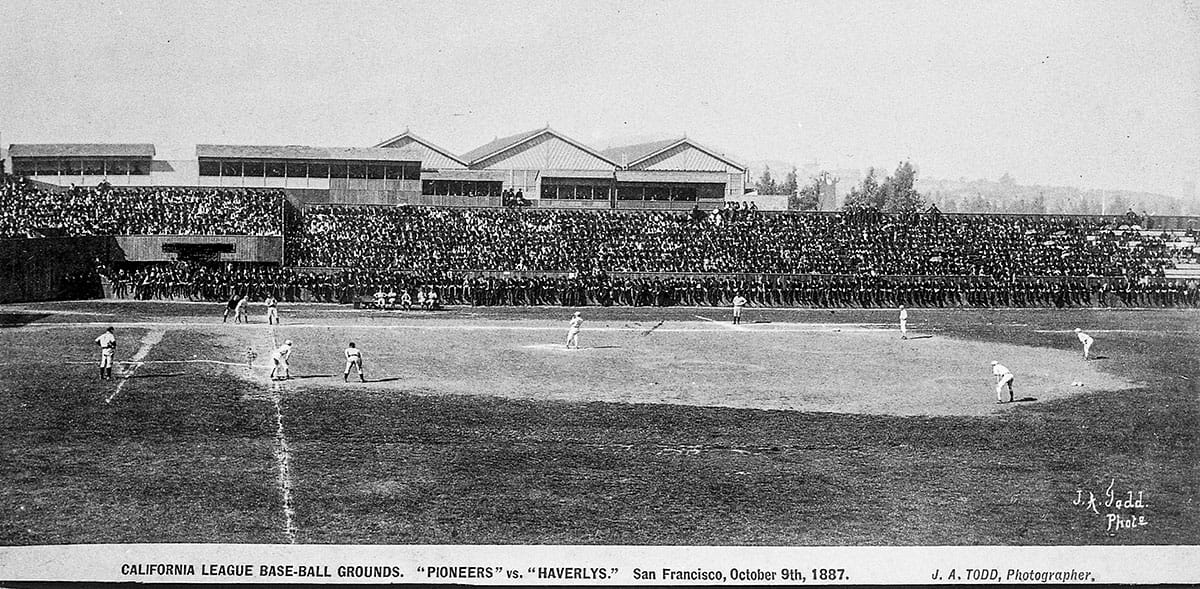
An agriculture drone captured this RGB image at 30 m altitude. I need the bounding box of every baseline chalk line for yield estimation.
[105,328,166,404]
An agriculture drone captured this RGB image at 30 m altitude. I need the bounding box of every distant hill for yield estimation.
[918,176,1199,216]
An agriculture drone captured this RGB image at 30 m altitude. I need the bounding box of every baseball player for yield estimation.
[264,295,279,325]
[899,305,909,339]
[1074,328,1094,360]
[270,340,293,381]
[992,360,1015,403]
[731,293,747,325]
[566,311,583,349]
[94,327,116,380]
[234,294,249,324]
[222,294,239,322]
[343,342,365,382]
[400,291,413,310]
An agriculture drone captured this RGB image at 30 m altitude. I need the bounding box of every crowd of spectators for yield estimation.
[4,170,1196,309]
[98,262,1200,309]
[0,175,283,237]
[288,205,1182,279]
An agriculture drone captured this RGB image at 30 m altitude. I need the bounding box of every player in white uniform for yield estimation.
[566,312,583,349]
[731,294,747,325]
[1074,328,1094,360]
[264,295,279,325]
[270,340,293,381]
[95,327,116,380]
[234,295,249,324]
[899,306,908,339]
[343,342,364,382]
[992,361,1015,403]
[400,291,412,310]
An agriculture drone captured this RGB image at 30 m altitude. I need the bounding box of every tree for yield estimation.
[843,167,883,210]
[881,161,924,212]
[755,166,778,195]
[1031,193,1046,214]
[778,166,798,196]
[789,175,823,211]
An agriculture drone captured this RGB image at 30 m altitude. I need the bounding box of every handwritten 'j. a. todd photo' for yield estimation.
[0,0,1198,586]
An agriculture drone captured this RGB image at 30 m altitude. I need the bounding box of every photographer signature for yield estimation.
[1074,479,1147,534]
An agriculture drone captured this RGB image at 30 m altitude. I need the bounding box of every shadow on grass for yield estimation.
[291,374,335,380]
[904,335,935,340]
[0,312,51,328]
[590,345,623,349]
[368,377,405,383]
[130,372,188,379]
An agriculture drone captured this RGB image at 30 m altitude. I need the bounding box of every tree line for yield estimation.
[755,163,1196,215]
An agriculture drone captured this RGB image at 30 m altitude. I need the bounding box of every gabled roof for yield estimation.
[460,126,617,167]
[599,139,680,167]
[10,144,156,158]
[601,137,746,171]
[196,144,423,162]
[373,130,468,167]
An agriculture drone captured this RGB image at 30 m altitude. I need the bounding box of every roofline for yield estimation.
[625,137,747,171]
[195,144,423,162]
[372,131,469,166]
[9,143,157,158]
[467,127,618,167]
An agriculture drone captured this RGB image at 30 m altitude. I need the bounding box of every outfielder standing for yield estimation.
[899,305,909,339]
[731,293,747,325]
[1075,328,1094,360]
[95,327,116,380]
[566,311,583,349]
[270,340,293,381]
[343,342,365,382]
[992,360,1015,404]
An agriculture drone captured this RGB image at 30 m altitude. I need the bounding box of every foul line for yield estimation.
[272,380,297,544]
[105,329,166,404]
[695,314,743,330]
[69,358,267,368]
[267,326,297,544]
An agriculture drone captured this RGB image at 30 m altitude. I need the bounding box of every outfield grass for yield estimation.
[0,303,1196,545]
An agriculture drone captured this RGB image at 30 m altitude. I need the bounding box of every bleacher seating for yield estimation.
[3,172,1197,307]
[0,174,284,237]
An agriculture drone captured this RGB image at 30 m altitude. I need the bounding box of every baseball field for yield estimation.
[0,301,1196,545]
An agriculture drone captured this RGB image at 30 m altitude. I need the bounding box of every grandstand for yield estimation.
[2,137,1199,307]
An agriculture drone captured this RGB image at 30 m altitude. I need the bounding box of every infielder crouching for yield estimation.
[992,360,1014,403]
[270,340,293,381]
[1075,328,1094,360]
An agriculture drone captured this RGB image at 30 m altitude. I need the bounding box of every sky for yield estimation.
[1,0,1198,198]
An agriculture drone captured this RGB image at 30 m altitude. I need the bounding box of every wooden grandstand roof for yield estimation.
[373,130,468,167]
[9,144,156,158]
[600,138,746,171]
[196,144,423,162]
[460,126,617,167]
[599,139,680,167]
